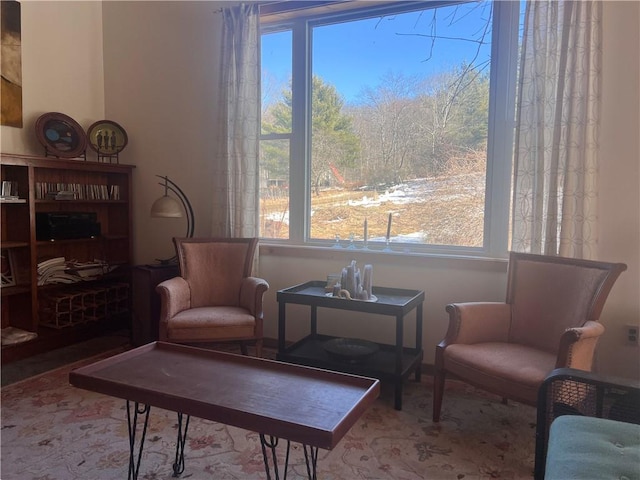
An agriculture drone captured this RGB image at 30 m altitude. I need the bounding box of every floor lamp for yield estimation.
[150,175,195,264]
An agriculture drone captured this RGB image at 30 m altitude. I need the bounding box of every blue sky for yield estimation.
[262,1,496,104]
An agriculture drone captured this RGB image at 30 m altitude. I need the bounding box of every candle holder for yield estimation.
[384,213,393,251]
[347,233,356,249]
[363,218,368,249]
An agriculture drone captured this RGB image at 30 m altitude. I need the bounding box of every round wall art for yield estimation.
[86,120,128,156]
[35,112,87,158]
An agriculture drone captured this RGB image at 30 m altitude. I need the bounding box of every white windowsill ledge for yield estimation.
[259,243,508,273]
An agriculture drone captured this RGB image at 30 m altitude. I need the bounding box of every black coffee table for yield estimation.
[277,280,424,410]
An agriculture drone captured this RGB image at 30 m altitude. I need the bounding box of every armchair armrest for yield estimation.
[442,302,512,346]
[239,276,269,317]
[557,320,605,370]
[156,277,191,340]
[534,367,640,479]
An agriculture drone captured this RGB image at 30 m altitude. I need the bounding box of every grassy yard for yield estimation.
[261,171,485,247]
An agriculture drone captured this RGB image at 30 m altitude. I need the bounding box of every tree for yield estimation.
[413,62,489,175]
[261,76,360,195]
[353,72,424,185]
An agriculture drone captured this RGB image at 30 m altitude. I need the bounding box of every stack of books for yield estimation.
[37,257,116,285]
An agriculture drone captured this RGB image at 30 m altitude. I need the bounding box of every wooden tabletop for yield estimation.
[69,342,380,450]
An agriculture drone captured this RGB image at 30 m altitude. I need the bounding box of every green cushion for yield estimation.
[545,415,640,480]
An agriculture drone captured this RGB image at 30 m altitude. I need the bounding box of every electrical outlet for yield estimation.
[625,325,639,345]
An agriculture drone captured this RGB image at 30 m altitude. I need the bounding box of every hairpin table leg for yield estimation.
[126,401,151,480]
[259,434,318,480]
[172,413,190,477]
[303,445,319,480]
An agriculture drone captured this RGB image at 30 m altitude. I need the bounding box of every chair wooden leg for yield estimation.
[433,345,447,422]
[433,368,446,422]
[240,342,248,356]
[255,339,263,358]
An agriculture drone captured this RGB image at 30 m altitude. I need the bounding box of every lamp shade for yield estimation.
[150,195,183,218]
[151,175,194,264]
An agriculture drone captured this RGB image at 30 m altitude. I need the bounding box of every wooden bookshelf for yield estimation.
[1,153,135,363]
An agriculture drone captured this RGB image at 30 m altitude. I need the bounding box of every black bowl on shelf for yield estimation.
[322,337,379,363]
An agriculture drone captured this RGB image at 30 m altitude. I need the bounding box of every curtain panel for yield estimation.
[211,3,261,239]
[511,0,602,259]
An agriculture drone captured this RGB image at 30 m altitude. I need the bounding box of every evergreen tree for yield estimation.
[261,76,360,195]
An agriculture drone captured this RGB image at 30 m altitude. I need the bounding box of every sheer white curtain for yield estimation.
[511,0,602,259]
[211,3,260,238]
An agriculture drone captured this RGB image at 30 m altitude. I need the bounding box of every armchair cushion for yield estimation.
[544,416,640,480]
[166,306,257,342]
[445,342,556,404]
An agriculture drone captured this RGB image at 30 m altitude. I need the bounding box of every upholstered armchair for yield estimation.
[156,237,269,357]
[432,251,626,422]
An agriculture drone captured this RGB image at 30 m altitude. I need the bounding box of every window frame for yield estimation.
[260,0,521,257]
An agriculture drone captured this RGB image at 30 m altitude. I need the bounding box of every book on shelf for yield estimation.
[37,257,66,272]
[44,191,76,201]
[0,196,26,203]
[1,180,18,197]
[37,257,67,285]
[35,182,117,201]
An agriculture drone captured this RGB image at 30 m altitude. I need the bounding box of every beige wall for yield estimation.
[596,1,640,379]
[1,1,104,153]
[2,1,638,379]
[101,1,223,263]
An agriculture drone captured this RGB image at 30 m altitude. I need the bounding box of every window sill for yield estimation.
[259,243,508,273]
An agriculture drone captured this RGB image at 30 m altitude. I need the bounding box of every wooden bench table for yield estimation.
[69,341,380,479]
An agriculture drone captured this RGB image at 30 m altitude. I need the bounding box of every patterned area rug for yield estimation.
[1,348,536,479]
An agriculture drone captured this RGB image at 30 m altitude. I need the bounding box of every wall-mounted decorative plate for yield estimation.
[35,112,87,158]
[86,120,128,155]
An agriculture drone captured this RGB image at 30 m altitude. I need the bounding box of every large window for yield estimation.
[260,1,521,256]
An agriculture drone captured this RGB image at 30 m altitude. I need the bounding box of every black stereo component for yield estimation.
[36,212,101,241]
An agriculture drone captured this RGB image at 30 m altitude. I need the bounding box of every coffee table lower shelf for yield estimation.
[277,334,422,409]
